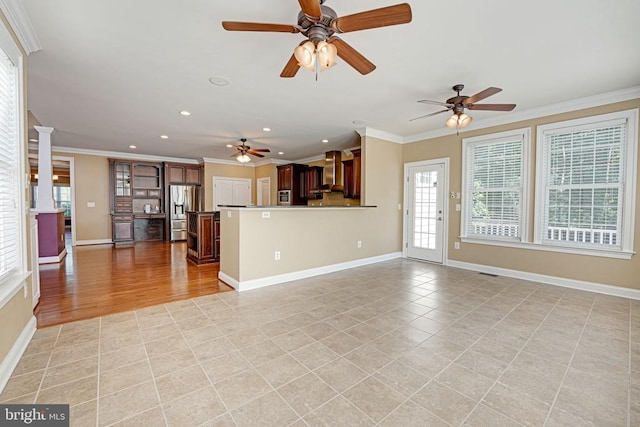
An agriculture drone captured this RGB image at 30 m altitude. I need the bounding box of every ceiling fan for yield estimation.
[411,84,517,130]
[231,138,270,163]
[222,0,412,77]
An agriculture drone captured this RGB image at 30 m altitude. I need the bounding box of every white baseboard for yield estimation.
[75,239,113,246]
[219,252,403,292]
[0,316,37,394]
[38,248,67,264]
[446,259,640,301]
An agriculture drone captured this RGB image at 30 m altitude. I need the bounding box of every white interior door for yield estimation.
[406,162,446,263]
[213,177,252,210]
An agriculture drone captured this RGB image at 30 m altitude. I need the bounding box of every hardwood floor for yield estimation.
[35,240,233,328]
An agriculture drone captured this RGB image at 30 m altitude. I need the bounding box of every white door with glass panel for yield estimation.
[406,162,446,263]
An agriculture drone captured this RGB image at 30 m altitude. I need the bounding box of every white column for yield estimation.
[34,126,55,211]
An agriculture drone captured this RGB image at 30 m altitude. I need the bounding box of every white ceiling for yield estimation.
[21,0,640,162]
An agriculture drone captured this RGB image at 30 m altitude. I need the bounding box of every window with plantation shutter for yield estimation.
[535,111,637,253]
[461,129,530,241]
[0,46,19,282]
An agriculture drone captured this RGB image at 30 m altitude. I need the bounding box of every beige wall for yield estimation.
[203,162,256,210]
[403,99,640,289]
[0,11,35,366]
[362,136,404,253]
[55,152,111,242]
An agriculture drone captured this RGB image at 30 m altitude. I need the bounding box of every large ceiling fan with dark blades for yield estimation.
[222,1,412,77]
[231,138,270,163]
[411,84,516,130]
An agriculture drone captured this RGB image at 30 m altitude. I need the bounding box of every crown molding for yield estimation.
[52,145,200,164]
[0,0,41,54]
[293,154,325,164]
[363,127,404,144]
[404,85,640,144]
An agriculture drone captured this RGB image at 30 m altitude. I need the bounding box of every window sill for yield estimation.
[0,271,30,308]
[459,237,634,260]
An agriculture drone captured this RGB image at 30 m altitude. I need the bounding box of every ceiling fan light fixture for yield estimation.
[236,153,251,163]
[294,41,316,71]
[317,41,337,71]
[445,112,473,130]
[458,113,473,128]
[445,114,459,129]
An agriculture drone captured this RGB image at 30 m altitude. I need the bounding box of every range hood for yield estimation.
[319,150,343,193]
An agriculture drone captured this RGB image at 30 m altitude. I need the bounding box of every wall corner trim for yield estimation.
[220,252,402,292]
[446,259,640,301]
[0,315,36,393]
[0,0,41,54]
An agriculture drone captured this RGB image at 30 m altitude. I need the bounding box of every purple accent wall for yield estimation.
[37,212,64,258]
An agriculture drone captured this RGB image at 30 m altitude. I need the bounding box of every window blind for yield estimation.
[465,139,523,239]
[541,120,626,248]
[0,48,18,279]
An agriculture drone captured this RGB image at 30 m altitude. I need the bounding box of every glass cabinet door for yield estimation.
[115,163,131,196]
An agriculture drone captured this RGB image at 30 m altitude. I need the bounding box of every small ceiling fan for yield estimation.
[231,138,270,163]
[222,0,412,77]
[411,84,516,130]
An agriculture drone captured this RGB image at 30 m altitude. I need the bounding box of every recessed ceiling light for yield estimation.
[160,135,169,139]
[263,127,271,132]
[208,75,230,86]
[129,145,136,149]
[179,110,191,116]
[322,139,329,143]
[226,144,234,148]
[278,152,284,155]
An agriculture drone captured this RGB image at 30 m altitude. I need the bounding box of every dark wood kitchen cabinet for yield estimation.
[110,159,166,246]
[164,162,203,185]
[305,166,323,199]
[186,211,220,265]
[277,163,308,205]
[343,148,361,199]
[110,159,134,246]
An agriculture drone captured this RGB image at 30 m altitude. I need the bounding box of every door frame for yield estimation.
[403,157,450,264]
[257,177,270,206]
[53,155,76,247]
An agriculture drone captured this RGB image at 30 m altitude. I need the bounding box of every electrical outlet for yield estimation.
[262,211,270,219]
[274,251,280,260]
[357,240,362,248]
[227,211,232,218]
[454,242,460,250]
[455,204,461,212]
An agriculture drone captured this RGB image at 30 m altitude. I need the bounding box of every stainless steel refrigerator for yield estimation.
[169,185,201,241]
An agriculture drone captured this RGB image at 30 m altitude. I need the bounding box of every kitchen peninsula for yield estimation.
[218,205,401,292]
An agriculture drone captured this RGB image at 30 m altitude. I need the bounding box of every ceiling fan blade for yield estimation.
[249,148,270,153]
[409,109,451,122]
[281,53,300,78]
[417,99,452,107]
[467,103,516,111]
[222,21,300,33]
[328,36,375,75]
[298,0,322,19]
[331,3,412,33]
[462,87,502,105]
[248,152,266,158]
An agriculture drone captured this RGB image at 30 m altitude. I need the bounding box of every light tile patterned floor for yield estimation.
[2,259,639,426]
